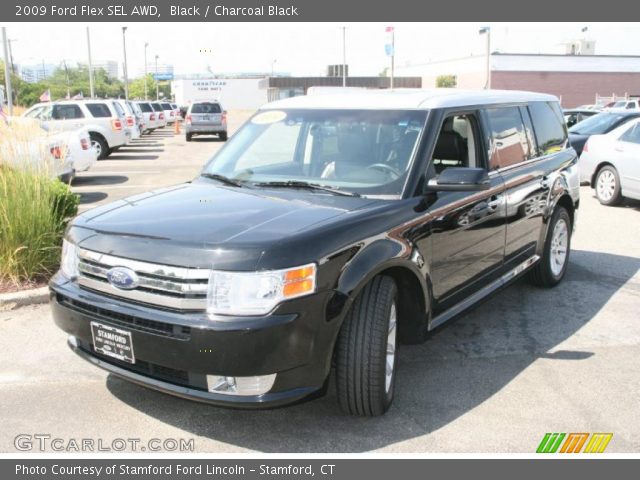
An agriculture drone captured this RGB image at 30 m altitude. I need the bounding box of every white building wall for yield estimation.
[171,78,268,110]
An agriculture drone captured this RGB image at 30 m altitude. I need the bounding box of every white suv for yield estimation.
[23,100,129,160]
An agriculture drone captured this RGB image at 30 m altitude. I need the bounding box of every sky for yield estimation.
[4,22,640,78]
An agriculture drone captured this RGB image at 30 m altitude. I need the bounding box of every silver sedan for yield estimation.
[579,118,640,205]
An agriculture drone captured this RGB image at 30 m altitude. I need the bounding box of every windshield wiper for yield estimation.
[200,173,244,187]
[253,180,360,197]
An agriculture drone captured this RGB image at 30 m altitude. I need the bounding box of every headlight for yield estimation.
[207,263,316,317]
[60,239,79,280]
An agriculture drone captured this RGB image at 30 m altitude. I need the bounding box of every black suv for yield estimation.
[50,90,579,416]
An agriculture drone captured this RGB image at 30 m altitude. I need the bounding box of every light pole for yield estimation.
[86,27,95,98]
[7,38,16,74]
[479,26,491,90]
[144,42,149,100]
[155,54,159,100]
[271,59,277,76]
[121,27,129,100]
[2,27,13,115]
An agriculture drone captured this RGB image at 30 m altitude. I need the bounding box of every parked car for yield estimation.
[563,109,598,128]
[114,99,141,141]
[127,101,146,136]
[135,101,160,133]
[604,98,640,110]
[23,100,128,160]
[149,102,167,128]
[159,102,177,125]
[568,110,640,155]
[50,89,578,416]
[579,118,640,205]
[2,116,94,182]
[184,101,227,141]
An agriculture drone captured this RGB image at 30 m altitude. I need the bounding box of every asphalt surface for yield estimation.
[0,125,639,452]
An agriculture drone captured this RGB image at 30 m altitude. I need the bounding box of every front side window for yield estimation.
[430,114,481,175]
[202,109,427,197]
[486,106,532,169]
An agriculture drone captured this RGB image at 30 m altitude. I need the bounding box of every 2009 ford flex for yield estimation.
[50,89,579,416]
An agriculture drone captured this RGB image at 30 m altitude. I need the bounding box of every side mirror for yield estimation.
[427,167,491,192]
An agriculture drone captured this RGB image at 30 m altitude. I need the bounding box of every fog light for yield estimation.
[206,374,276,396]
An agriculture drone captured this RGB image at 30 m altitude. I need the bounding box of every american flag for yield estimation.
[39,90,51,102]
[385,26,394,33]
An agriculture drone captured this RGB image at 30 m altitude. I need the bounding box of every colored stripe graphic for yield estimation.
[583,433,613,453]
[560,433,589,453]
[536,433,566,453]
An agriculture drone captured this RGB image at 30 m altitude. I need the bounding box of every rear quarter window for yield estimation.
[85,103,113,118]
[112,102,126,117]
[138,103,153,113]
[528,101,568,156]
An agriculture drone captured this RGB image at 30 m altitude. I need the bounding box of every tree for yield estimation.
[436,75,457,88]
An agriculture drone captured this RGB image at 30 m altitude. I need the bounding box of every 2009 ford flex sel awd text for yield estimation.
[50,89,579,416]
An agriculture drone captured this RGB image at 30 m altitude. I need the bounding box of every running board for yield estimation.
[429,255,540,331]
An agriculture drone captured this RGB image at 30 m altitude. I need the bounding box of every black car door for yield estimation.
[425,111,507,314]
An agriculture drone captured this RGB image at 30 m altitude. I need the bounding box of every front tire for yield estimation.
[219,132,228,141]
[528,206,571,288]
[595,166,623,206]
[335,275,398,416]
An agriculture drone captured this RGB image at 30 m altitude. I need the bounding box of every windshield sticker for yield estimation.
[252,110,287,125]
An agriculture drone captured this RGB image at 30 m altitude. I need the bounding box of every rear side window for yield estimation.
[528,102,568,156]
[111,102,125,117]
[485,106,532,169]
[138,103,152,113]
[52,104,84,120]
[619,122,640,144]
[191,103,221,114]
[85,103,113,118]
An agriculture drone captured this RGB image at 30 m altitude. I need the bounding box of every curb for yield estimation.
[0,286,49,311]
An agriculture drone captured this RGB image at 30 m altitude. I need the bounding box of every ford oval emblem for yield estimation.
[106,267,139,290]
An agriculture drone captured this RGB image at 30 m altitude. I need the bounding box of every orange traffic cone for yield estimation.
[174,117,181,134]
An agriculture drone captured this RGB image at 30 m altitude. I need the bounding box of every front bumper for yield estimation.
[49,275,338,408]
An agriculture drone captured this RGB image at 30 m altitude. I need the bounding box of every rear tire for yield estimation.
[219,132,228,141]
[595,166,623,206]
[90,133,108,160]
[186,133,193,142]
[335,275,398,416]
[528,206,571,288]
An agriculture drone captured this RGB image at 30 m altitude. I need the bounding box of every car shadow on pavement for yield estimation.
[72,175,128,186]
[105,155,159,161]
[77,191,108,204]
[106,249,640,452]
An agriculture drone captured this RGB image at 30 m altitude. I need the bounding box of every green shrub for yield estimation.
[0,167,79,288]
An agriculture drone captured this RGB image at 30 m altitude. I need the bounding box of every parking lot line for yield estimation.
[72,184,152,191]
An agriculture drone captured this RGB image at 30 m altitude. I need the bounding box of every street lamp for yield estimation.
[2,27,13,115]
[122,26,129,100]
[86,27,95,98]
[144,42,149,100]
[479,26,491,90]
[7,38,17,74]
[341,26,347,87]
[155,54,159,100]
[271,59,277,76]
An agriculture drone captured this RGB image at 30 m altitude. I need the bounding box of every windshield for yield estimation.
[569,112,625,135]
[201,109,427,197]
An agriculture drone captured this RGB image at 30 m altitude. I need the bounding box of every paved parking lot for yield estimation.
[0,126,639,452]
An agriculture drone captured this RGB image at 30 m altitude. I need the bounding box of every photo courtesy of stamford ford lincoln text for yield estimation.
[0,0,639,477]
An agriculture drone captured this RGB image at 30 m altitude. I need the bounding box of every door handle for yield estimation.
[615,145,625,152]
[540,176,551,189]
[486,196,502,210]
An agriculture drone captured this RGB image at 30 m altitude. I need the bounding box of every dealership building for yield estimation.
[397,53,640,107]
[171,74,422,110]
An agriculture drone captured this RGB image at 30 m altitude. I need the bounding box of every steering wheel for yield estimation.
[366,163,402,179]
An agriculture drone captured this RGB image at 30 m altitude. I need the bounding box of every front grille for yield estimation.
[76,248,210,310]
[58,294,191,340]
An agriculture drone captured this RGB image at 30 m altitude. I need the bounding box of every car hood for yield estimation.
[71,180,378,269]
